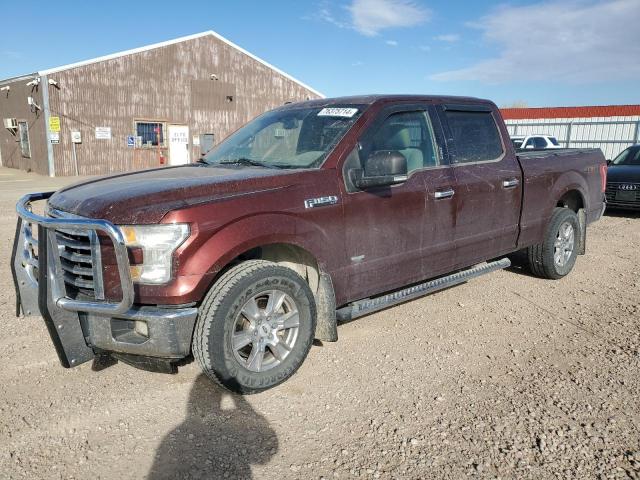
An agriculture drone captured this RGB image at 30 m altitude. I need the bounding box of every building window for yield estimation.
[135,120,166,147]
[18,121,31,158]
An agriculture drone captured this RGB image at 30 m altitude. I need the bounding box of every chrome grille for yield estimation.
[48,208,105,300]
[606,182,640,205]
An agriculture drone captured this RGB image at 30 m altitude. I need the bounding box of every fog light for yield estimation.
[134,320,149,338]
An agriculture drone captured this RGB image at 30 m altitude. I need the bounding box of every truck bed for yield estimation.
[516,148,606,249]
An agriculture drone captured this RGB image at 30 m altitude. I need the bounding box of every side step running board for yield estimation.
[336,258,511,322]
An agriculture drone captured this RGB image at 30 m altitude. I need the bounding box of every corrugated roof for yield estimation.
[501,105,640,119]
[2,31,324,97]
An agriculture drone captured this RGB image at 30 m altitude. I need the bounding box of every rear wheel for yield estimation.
[193,260,316,394]
[527,207,580,279]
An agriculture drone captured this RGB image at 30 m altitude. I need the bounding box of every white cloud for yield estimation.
[386,40,399,46]
[433,34,459,42]
[315,3,350,29]
[430,0,640,84]
[418,45,431,52]
[352,60,365,66]
[1,51,22,59]
[347,0,430,36]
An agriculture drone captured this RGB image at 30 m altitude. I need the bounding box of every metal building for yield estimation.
[501,105,640,160]
[0,31,322,177]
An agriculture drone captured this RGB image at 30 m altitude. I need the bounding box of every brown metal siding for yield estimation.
[46,35,320,176]
[0,77,49,175]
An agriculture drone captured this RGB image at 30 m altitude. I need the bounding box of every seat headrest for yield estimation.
[374,124,413,151]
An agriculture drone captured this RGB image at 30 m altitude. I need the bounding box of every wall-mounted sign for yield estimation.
[95,126,111,140]
[50,131,60,144]
[49,116,60,132]
[71,130,82,144]
[127,135,135,147]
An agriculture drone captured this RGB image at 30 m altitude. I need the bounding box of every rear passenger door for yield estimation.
[438,104,522,269]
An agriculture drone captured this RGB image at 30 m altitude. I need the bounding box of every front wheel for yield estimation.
[192,260,316,394]
[527,207,580,279]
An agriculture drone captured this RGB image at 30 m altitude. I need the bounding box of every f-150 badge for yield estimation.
[304,196,339,209]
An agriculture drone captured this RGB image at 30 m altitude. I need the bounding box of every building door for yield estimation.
[168,125,190,165]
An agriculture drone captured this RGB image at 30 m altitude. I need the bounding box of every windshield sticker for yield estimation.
[318,108,358,118]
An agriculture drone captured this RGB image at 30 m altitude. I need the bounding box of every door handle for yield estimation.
[502,178,520,188]
[434,188,455,199]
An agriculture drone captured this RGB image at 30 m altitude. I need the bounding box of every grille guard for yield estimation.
[12,192,134,317]
[12,192,136,367]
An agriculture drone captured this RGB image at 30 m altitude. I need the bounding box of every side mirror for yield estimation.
[351,150,408,189]
[606,159,612,166]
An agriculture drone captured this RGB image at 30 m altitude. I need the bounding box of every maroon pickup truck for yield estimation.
[12,95,607,393]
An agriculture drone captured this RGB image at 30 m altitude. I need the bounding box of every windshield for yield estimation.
[202,105,364,169]
[511,139,524,149]
[549,137,560,146]
[611,146,640,166]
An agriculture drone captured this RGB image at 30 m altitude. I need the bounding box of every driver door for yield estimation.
[341,105,455,301]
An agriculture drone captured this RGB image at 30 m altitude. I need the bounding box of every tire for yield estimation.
[192,260,316,394]
[527,207,580,279]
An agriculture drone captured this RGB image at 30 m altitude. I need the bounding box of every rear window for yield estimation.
[533,137,548,149]
[445,110,503,163]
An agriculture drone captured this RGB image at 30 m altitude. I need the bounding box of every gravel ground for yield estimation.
[0,168,639,479]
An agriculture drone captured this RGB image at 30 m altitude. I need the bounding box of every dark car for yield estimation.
[605,145,640,210]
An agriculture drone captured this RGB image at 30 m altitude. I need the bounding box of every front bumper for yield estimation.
[605,201,640,211]
[11,192,198,368]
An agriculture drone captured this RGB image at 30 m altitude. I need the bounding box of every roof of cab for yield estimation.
[279,94,494,109]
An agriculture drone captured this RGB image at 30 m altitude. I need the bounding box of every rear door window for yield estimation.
[443,110,503,163]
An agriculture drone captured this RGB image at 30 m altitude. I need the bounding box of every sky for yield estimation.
[1,0,638,107]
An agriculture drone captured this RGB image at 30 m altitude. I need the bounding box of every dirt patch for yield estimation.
[1,170,639,479]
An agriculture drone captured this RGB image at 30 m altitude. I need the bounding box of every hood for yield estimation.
[48,164,297,224]
[607,165,640,184]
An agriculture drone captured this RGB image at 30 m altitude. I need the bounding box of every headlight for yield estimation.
[119,224,190,284]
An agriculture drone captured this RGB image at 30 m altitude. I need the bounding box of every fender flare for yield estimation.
[549,171,589,212]
[182,214,339,341]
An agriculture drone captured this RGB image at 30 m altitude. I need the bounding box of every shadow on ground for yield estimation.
[148,375,278,479]
[505,250,538,278]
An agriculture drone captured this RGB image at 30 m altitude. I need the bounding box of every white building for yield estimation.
[501,105,640,160]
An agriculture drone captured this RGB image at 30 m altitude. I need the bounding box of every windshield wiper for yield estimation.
[218,158,276,168]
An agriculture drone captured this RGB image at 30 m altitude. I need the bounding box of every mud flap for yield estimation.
[314,271,338,342]
[577,208,587,255]
[37,225,95,368]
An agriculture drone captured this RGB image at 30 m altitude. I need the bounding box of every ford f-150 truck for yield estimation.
[12,95,607,393]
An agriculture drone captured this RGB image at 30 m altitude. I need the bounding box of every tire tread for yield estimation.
[526,207,578,280]
[192,260,316,394]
